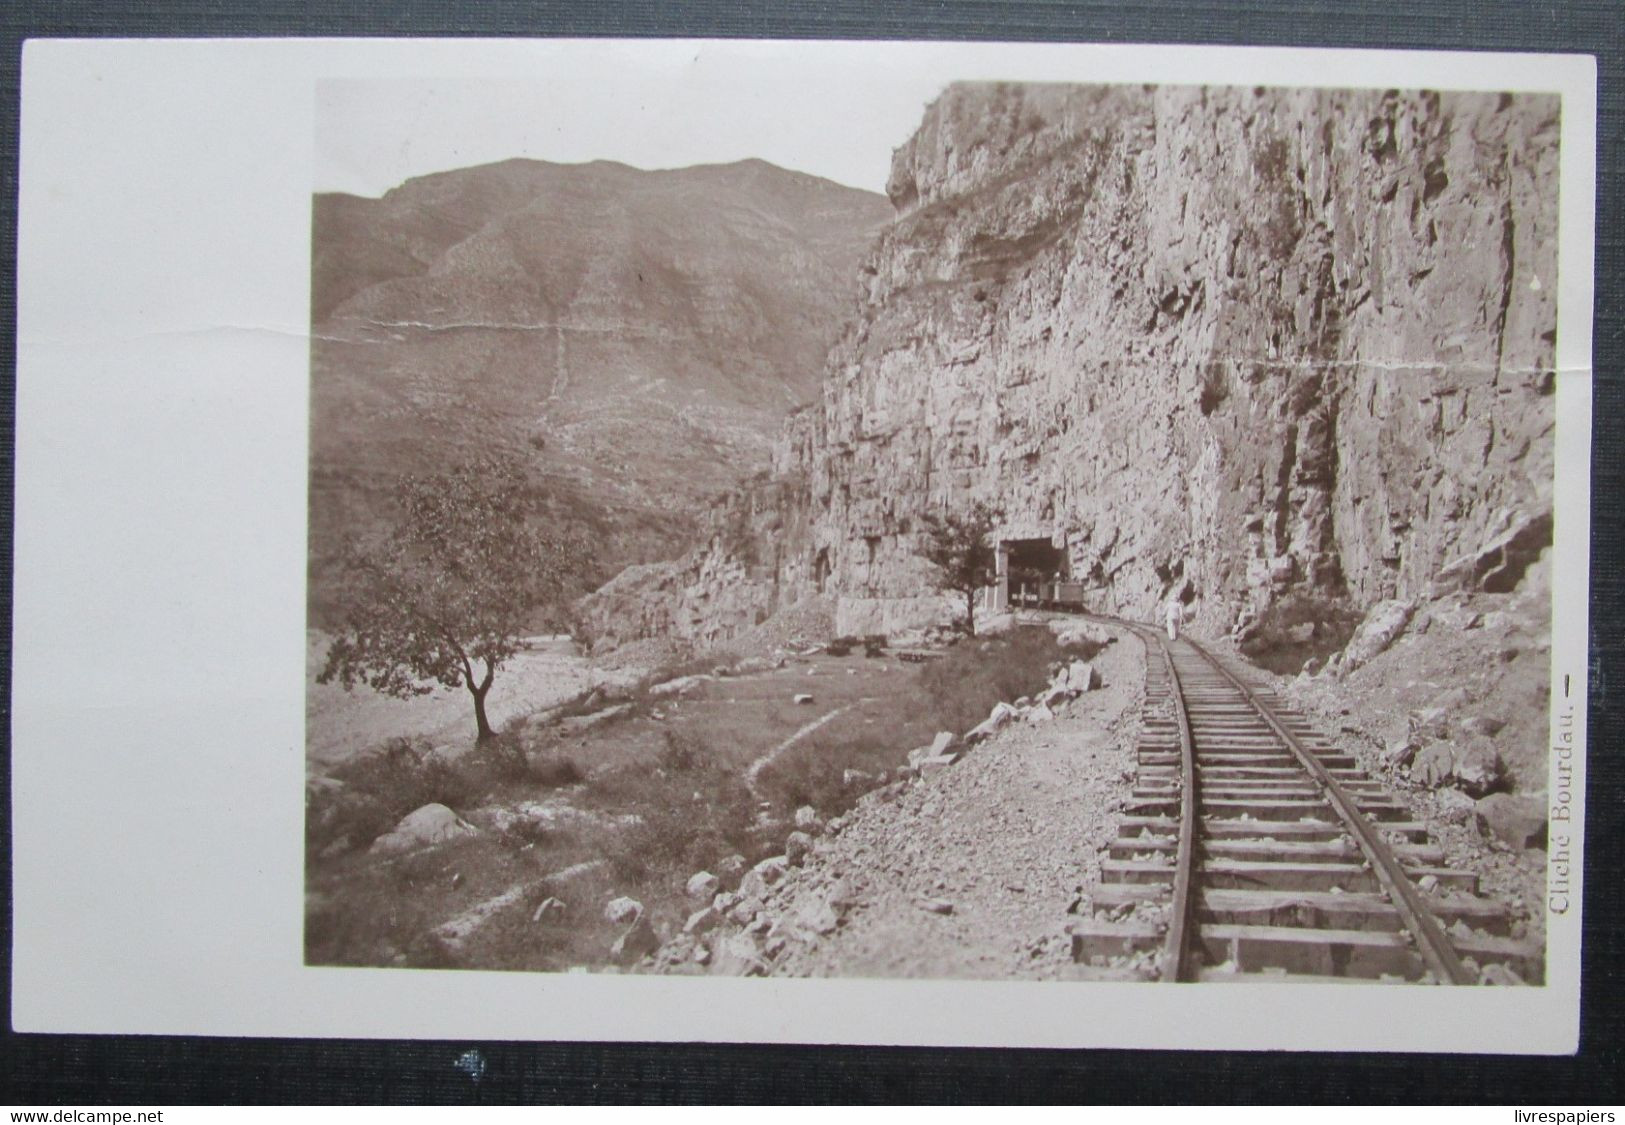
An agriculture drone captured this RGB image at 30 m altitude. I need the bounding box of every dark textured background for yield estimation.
[2,0,1620,1105]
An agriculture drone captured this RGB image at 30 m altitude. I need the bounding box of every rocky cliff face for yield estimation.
[583,83,1559,650]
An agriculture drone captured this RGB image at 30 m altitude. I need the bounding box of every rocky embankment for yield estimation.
[637,620,1143,978]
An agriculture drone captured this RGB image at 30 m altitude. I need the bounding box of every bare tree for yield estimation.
[318,455,577,742]
[917,501,1000,637]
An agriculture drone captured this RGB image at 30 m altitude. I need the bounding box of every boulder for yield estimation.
[683,906,722,935]
[716,854,748,880]
[1286,621,1316,644]
[649,674,710,698]
[685,871,720,900]
[1026,703,1055,724]
[712,891,741,914]
[1474,793,1548,850]
[1066,661,1101,692]
[1453,737,1506,798]
[842,768,875,789]
[793,693,816,705]
[785,831,815,865]
[1383,737,1418,770]
[791,897,841,938]
[740,855,789,898]
[603,896,643,925]
[825,816,846,836]
[610,914,660,965]
[917,897,955,915]
[709,931,767,977]
[928,731,957,756]
[557,703,633,735]
[369,804,479,856]
[1410,743,1455,789]
[1339,599,1416,672]
[965,702,1019,744]
[916,754,956,779]
[1408,707,1450,741]
[794,805,824,832]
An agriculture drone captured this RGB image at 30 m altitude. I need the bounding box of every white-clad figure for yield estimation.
[1164,597,1184,641]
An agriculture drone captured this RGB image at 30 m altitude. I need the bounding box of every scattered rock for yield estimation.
[369,804,479,856]
[1474,793,1548,850]
[1453,737,1506,798]
[917,897,955,916]
[1459,714,1508,739]
[1286,621,1316,644]
[1410,743,1455,788]
[604,896,643,925]
[685,871,720,900]
[1339,599,1416,672]
[1433,788,1477,826]
[611,914,659,965]
[965,701,1019,744]
[793,693,816,705]
[648,674,711,698]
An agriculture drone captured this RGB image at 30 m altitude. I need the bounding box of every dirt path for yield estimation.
[751,625,1146,980]
[744,702,864,796]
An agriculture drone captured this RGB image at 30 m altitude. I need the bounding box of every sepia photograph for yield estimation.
[305,76,1560,985]
[11,37,1596,1051]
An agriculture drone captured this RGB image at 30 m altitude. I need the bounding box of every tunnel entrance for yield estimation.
[1002,537,1069,608]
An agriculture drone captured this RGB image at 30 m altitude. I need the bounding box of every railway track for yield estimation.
[1069,617,1538,984]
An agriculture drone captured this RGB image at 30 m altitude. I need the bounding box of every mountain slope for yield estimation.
[309,158,891,622]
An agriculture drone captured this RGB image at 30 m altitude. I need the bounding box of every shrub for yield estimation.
[911,625,1080,733]
[530,752,585,789]
[656,729,712,773]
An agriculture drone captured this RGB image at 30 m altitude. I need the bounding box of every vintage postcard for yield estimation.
[12,38,1595,1050]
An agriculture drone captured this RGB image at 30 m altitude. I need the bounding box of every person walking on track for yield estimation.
[1164,596,1184,641]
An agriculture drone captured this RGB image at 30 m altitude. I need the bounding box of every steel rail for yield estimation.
[1181,635,1474,985]
[1088,614,1200,982]
[1150,627,1200,983]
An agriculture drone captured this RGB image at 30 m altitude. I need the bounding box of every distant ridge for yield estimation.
[308,157,892,624]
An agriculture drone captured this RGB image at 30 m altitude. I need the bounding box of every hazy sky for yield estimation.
[314,44,959,197]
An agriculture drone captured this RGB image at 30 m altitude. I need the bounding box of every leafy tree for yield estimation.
[917,500,1001,637]
[318,455,577,743]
